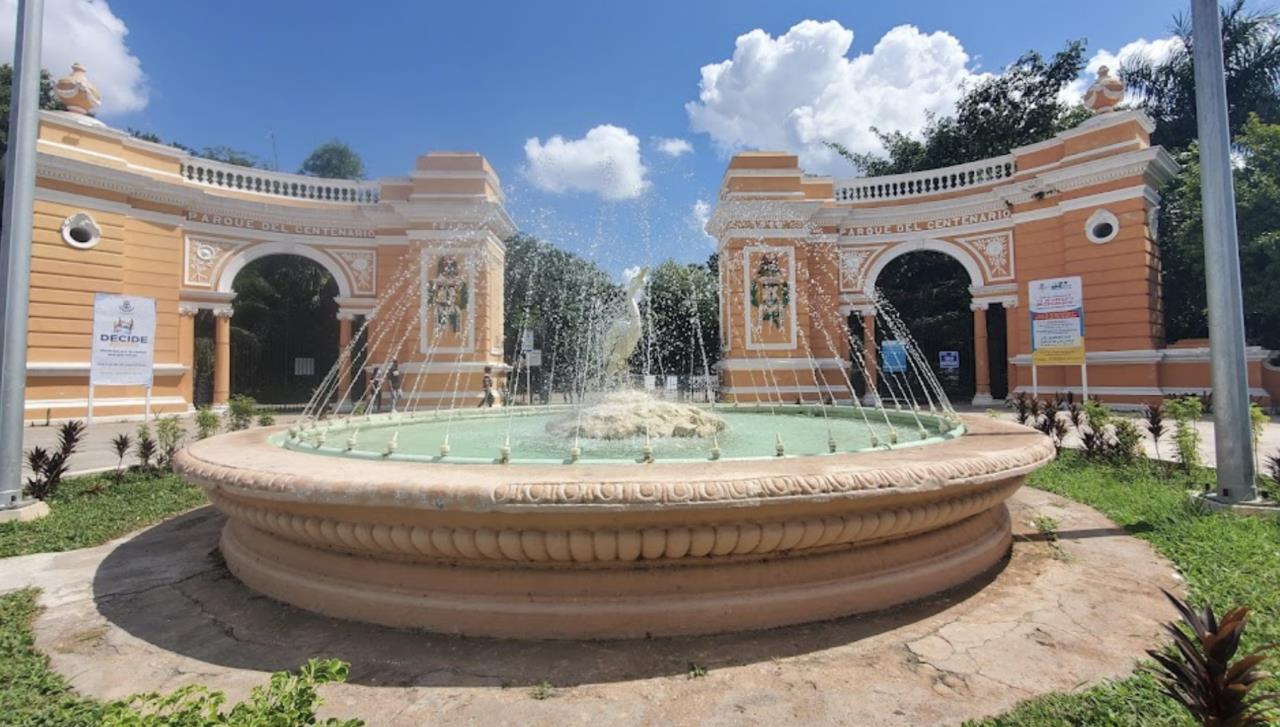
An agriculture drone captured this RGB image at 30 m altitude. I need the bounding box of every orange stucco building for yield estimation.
[710,106,1280,408]
[23,105,511,421]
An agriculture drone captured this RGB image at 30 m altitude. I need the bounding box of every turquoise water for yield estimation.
[280,405,962,465]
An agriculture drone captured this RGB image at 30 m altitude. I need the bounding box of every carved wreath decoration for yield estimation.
[428,256,469,333]
[749,254,789,329]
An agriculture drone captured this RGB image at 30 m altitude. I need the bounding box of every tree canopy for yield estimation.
[1122,0,1280,150]
[298,140,365,180]
[0,65,62,160]
[830,41,1090,175]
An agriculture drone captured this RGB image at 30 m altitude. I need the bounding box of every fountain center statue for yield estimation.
[601,266,648,378]
[551,265,728,441]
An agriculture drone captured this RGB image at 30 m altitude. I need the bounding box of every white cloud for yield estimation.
[0,0,148,115]
[1060,36,1182,106]
[686,20,982,174]
[654,136,693,157]
[688,199,715,247]
[523,124,650,200]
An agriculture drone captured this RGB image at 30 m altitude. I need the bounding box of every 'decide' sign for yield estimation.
[90,294,157,387]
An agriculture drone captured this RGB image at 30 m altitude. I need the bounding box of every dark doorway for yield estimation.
[872,251,974,401]
[229,256,339,404]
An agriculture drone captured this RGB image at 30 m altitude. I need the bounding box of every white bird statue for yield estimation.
[602,266,648,378]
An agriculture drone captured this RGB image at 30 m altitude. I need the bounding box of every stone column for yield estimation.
[1003,300,1018,402]
[972,302,993,406]
[861,311,877,405]
[213,306,233,406]
[178,304,198,410]
[337,313,354,404]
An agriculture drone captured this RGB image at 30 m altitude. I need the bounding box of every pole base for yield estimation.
[0,499,50,523]
[1192,491,1280,518]
[971,393,995,407]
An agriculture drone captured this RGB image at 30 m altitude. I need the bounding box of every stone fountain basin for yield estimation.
[174,415,1054,639]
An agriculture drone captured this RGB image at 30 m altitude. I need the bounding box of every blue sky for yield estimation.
[12,0,1188,273]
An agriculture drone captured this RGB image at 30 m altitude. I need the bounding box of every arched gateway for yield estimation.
[24,101,512,420]
[709,107,1280,408]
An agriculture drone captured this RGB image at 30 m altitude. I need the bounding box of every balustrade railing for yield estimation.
[179,157,380,204]
[834,155,1015,202]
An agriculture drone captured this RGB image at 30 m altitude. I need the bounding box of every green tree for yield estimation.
[1122,0,1280,150]
[0,64,63,160]
[230,256,339,402]
[1159,114,1280,349]
[503,234,621,399]
[634,260,720,380]
[299,139,365,180]
[200,145,262,168]
[830,41,1089,174]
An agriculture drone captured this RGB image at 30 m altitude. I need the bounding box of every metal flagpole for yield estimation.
[1192,0,1257,502]
[0,0,45,510]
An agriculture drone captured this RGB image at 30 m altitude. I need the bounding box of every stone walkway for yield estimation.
[0,488,1180,726]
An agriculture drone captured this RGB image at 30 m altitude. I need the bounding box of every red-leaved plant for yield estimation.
[1147,590,1278,726]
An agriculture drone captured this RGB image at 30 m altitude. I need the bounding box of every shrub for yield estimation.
[1143,402,1167,461]
[23,420,85,501]
[1076,400,1141,465]
[1265,450,1280,502]
[134,424,157,472]
[256,410,276,427]
[1165,396,1204,473]
[1146,590,1278,726]
[194,406,220,440]
[225,395,257,432]
[111,433,132,486]
[155,416,186,471]
[101,658,362,726]
[1012,392,1034,426]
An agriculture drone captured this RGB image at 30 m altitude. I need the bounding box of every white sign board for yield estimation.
[524,349,542,367]
[644,375,657,390]
[90,294,156,387]
[520,329,535,350]
[1029,276,1085,366]
[665,375,678,391]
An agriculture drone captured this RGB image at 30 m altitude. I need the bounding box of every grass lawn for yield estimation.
[0,588,102,726]
[0,471,206,558]
[972,452,1280,726]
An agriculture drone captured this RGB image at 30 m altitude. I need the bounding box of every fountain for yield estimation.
[175,247,1053,640]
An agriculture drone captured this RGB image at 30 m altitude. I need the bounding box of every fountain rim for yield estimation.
[174,414,1054,513]
[276,404,965,465]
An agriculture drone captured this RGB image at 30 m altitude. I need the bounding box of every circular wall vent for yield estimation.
[1085,208,1120,244]
[60,212,102,250]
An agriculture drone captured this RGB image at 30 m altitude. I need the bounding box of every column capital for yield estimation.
[211,305,234,318]
[336,311,359,322]
[178,303,200,317]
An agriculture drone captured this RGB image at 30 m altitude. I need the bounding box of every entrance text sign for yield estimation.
[882,340,909,374]
[1029,277,1085,366]
[90,294,156,386]
[938,351,960,370]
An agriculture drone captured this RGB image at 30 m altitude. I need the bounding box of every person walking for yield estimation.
[478,365,496,408]
[388,360,403,413]
[370,365,384,413]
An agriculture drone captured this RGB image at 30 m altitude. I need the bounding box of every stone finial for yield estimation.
[1083,65,1125,114]
[53,63,102,115]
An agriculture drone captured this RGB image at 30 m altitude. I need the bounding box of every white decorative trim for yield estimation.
[397,361,512,374]
[1010,384,1269,401]
[213,240,355,298]
[716,358,846,371]
[722,385,853,396]
[862,239,984,296]
[1009,346,1272,366]
[26,362,188,377]
[24,395,189,411]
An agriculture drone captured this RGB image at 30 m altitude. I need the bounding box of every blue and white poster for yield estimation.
[90,294,156,387]
[939,350,960,370]
[882,340,909,374]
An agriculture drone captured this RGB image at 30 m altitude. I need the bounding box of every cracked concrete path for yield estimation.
[0,488,1180,726]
